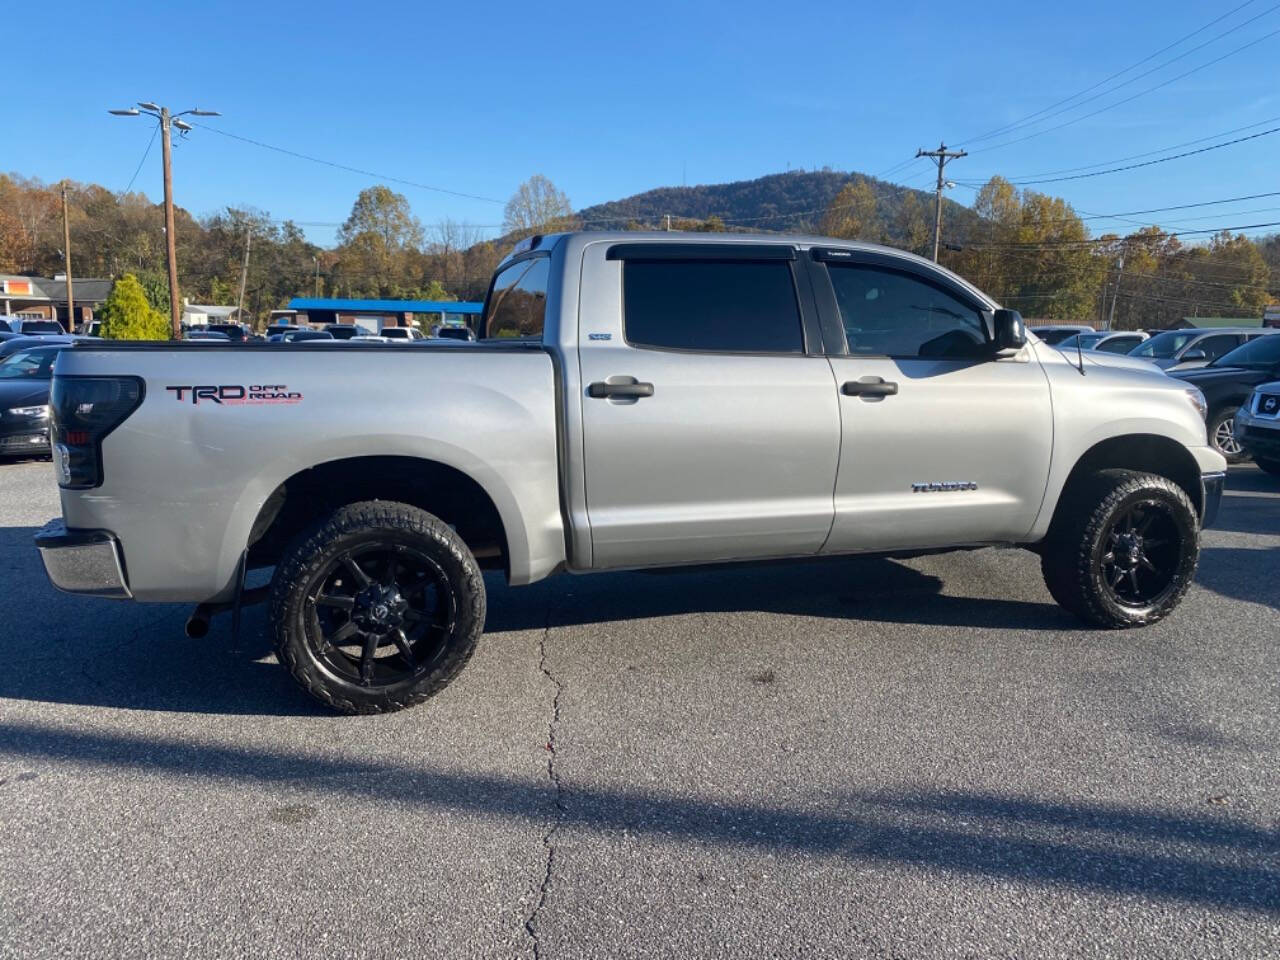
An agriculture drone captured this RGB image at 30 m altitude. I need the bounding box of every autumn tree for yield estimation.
[820,178,879,241]
[98,274,169,340]
[893,192,931,257]
[334,185,424,297]
[503,175,577,240]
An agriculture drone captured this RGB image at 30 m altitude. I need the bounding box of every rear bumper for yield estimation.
[34,519,131,598]
[1200,471,1225,530]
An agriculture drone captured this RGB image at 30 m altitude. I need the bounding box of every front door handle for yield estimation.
[587,380,655,399]
[842,377,898,398]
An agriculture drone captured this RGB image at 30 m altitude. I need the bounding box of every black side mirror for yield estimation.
[992,309,1026,353]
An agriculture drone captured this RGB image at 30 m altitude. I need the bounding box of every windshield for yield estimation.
[1130,330,1196,358]
[1034,329,1080,345]
[0,347,60,379]
[1211,334,1280,369]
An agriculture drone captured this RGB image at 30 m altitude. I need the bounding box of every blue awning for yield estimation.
[287,298,482,314]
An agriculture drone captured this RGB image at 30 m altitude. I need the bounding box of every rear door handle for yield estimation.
[842,377,898,398]
[587,380,655,399]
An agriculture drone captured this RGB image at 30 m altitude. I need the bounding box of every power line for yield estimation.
[957,115,1280,183]
[955,1,1275,147]
[964,219,1280,249]
[966,24,1280,156]
[191,122,506,204]
[959,125,1280,186]
[122,124,159,194]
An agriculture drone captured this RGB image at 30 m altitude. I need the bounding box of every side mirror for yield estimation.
[992,309,1026,353]
[1182,349,1206,361]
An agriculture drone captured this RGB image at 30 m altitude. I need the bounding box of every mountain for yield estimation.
[574,169,979,247]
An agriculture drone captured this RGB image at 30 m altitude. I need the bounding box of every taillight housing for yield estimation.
[50,376,144,489]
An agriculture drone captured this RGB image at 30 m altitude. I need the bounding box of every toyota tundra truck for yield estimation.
[36,233,1226,713]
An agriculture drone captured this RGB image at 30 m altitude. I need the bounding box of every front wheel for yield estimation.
[1208,407,1247,463]
[1041,469,1199,628]
[270,501,485,714]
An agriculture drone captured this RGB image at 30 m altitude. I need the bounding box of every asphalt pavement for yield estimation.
[1,457,1277,959]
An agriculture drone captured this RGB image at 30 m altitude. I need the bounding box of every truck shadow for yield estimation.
[1,718,1276,914]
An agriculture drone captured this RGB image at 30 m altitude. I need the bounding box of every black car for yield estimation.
[0,343,64,458]
[204,323,248,342]
[1172,333,1280,462]
[1236,382,1280,476]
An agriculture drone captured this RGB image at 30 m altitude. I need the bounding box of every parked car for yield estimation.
[265,324,300,340]
[430,324,477,342]
[1128,327,1268,372]
[1172,333,1280,461]
[79,321,103,337]
[380,327,425,341]
[1030,324,1094,345]
[0,343,65,457]
[350,334,392,342]
[1235,381,1280,476]
[9,319,66,337]
[1057,331,1148,354]
[0,319,11,333]
[37,232,1226,714]
[324,324,370,340]
[184,330,231,341]
[204,323,248,342]
[0,335,74,360]
[282,329,335,342]
[0,331,21,342]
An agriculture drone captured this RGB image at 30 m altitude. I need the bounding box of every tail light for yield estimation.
[50,376,144,489]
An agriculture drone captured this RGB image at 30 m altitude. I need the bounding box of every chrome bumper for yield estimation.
[34,519,131,599]
[1200,471,1225,530]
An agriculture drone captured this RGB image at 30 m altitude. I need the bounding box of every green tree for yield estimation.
[99,274,169,340]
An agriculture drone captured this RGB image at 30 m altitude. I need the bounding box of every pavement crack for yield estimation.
[525,604,565,960]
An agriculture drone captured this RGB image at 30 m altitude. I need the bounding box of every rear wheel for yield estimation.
[270,501,485,714]
[1208,407,1247,463]
[1041,469,1199,628]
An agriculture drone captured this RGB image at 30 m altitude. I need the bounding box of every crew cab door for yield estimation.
[811,249,1053,552]
[577,241,841,568]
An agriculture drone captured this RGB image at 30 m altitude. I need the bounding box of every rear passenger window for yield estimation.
[827,264,988,359]
[484,257,549,340]
[1199,335,1239,361]
[623,260,803,353]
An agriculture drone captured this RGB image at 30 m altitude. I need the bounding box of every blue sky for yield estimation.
[6,0,1278,246]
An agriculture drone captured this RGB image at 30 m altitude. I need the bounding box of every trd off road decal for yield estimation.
[165,384,303,405]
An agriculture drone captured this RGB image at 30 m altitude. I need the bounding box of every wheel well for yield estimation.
[1055,435,1204,523]
[246,456,508,573]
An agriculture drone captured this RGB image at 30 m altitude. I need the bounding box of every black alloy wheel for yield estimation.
[305,543,456,688]
[271,501,485,714]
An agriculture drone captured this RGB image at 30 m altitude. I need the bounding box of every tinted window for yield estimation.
[1213,334,1280,369]
[828,264,987,358]
[1096,335,1141,354]
[1131,330,1196,358]
[1197,335,1240,361]
[0,347,60,379]
[18,321,64,335]
[484,257,550,340]
[622,260,802,353]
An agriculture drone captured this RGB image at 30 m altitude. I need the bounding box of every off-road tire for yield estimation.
[1041,469,1199,628]
[1255,457,1280,477]
[1208,407,1248,463]
[270,500,485,714]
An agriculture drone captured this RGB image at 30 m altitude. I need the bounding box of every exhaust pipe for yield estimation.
[184,585,270,640]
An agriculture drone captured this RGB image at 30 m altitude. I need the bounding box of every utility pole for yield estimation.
[665,214,672,232]
[110,102,220,338]
[313,256,321,297]
[236,226,252,323]
[916,142,967,262]
[60,182,74,332]
[1107,253,1125,330]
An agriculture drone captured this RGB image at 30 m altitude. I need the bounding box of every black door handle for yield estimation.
[587,380,655,399]
[842,378,898,397]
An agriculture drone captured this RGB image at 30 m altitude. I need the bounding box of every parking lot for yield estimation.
[0,458,1277,958]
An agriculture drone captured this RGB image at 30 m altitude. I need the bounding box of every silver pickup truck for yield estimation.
[37,232,1226,713]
